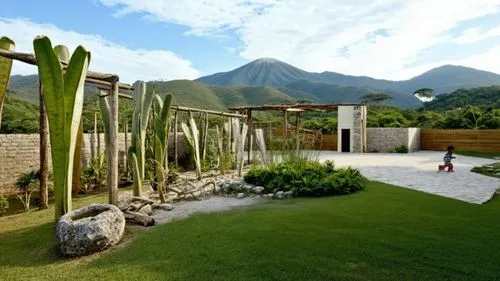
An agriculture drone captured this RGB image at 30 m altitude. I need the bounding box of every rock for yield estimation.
[237,193,245,199]
[284,191,294,199]
[244,184,254,191]
[275,191,284,199]
[124,211,156,227]
[185,194,193,200]
[56,204,125,257]
[138,204,152,215]
[193,191,202,197]
[266,193,274,198]
[130,202,144,211]
[254,186,265,194]
[158,203,174,211]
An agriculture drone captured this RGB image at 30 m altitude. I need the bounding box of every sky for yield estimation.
[1,0,500,84]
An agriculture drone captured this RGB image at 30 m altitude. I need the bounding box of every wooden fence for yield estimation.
[269,126,338,150]
[319,135,338,150]
[421,129,500,152]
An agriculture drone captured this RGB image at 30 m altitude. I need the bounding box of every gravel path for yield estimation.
[152,196,260,224]
[317,151,500,204]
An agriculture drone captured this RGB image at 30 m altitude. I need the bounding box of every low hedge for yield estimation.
[244,161,365,197]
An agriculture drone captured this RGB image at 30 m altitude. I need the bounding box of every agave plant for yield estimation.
[0,37,15,130]
[181,115,202,180]
[152,93,173,202]
[129,81,154,196]
[33,36,91,220]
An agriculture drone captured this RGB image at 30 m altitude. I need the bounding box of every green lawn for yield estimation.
[1,182,500,281]
[456,150,500,159]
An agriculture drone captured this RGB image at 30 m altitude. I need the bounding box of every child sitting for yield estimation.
[438,146,456,172]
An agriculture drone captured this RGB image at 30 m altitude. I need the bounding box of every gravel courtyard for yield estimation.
[316,151,500,204]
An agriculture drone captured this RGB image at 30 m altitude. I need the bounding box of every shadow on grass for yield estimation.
[0,222,62,267]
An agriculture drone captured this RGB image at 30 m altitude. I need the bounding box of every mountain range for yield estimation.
[7,58,500,109]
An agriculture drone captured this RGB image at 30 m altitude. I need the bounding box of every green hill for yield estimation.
[424,86,500,110]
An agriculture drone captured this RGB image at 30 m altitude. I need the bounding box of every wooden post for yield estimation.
[283,110,288,137]
[124,120,128,177]
[295,111,300,151]
[228,117,233,153]
[247,110,252,163]
[39,81,49,209]
[95,112,101,156]
[202,112,209,160]
[174,110,178,167]
[108,79,119,205]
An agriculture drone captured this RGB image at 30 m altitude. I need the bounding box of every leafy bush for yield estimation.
[471,163,500,179]
[391,145,409,153]
[0,193,8,215]
[244,161,365,197]
[15,170,40,212]
[81,154,107,193]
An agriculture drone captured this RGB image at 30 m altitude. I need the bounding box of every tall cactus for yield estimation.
[33,36,90,220]
[129,81,154,196]
[153,93,173,202]
[0,37,15,130]
[181,114,202,180]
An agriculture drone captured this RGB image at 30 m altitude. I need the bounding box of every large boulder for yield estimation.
[56,204,125,257]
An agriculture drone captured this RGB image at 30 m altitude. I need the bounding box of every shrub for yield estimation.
[391,145,409,153]
[15,170,39,212]
[81,154,107,193]
[244,161,365,197]
[0,194,8,215]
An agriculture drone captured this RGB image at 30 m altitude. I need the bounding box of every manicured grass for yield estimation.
[456,150,500,159]
[1,182,500,280]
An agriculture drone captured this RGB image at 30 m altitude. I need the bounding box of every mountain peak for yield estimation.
[253,57,281,64]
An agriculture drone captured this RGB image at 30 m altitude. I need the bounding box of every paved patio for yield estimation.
[316,151,500,204]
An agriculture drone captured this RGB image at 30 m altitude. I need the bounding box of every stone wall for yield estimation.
[366,128,421,153]
[0,133,188,191]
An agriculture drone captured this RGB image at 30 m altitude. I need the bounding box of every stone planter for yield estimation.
[56,204,125,257]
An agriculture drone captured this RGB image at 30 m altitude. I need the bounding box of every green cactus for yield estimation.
[152,93,173,202]
[0,37,15,130]
[181,115,202,180]
[33,36,91,220]
[129,81,154,196]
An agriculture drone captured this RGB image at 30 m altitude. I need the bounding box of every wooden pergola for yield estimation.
[1,47,248,206]
[0,48,131,205]
[228,103,364,158]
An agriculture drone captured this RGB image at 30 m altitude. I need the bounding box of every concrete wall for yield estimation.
[338,106,354,152]
[366,128,421,153]
[0,133,188,191]
[408,128,421,152]
[337,105,366,153]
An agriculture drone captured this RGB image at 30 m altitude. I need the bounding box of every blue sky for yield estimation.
[1,0,500,83]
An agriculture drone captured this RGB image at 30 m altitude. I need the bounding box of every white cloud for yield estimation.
[451,26,500,45]
[0,18,200,83]
[98,0,500,80]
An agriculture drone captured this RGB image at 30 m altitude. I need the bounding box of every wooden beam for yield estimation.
[91,79,133,92]
[173,105,245,118]
[0,49,125,83]
[108,79,119,205]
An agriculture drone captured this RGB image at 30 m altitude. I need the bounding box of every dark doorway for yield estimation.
[341,129,350,152]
